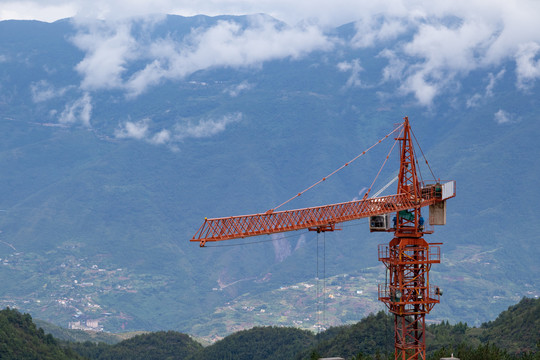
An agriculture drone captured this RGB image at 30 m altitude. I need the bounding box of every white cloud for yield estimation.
[404,21,493,73]
[379,49,406,82]
[467,69,505,108]
[224,81,253,97]
[351,0,540,105]
[337,59,363,88]
[69,15,334,97]
[0,1,75,22]
[390,19,496,105]
[124,16,334,96]
[175,113,242,140]
[351,15,409,48]
[115,118,149,139]
[149,129,172,145]
[58,92,92,126]
[400,71,438,106]
[113,113,242,146]
[486,69,506,97]
[4,0,540,107]
[0,0,409,26]
[30,80,72,102]
[515,42,540,90]
[494,109,517,124]
[72,21,138,91]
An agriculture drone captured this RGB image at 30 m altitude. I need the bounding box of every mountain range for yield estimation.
[0,14,538,339]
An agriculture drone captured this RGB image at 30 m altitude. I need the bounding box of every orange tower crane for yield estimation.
[191,117,455,360]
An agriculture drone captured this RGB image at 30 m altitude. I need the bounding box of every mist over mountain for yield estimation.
[0,14,538,338]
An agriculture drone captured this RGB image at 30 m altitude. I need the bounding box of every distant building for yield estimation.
[441,355,460,360]
[69,319,101,331]
[86,319,99,328]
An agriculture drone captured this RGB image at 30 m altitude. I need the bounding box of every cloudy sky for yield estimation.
[0,0,435,25]
[3,0,540,143]
[6,0,538,96]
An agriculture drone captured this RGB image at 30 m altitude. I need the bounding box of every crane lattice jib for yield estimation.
[191,189,448,246]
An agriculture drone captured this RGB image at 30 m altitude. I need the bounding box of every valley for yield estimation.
[0,13,539,340]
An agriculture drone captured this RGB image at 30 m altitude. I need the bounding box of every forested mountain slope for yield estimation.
[0,298,537,360]
[0,308,83,359]
[17,298,539,359]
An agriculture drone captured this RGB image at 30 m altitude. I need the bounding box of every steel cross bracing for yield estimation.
[377,117,443,360]
[378,238,441,360]
[190,116,455,360]
[191,192,443,246]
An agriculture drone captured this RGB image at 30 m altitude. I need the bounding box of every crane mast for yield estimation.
[377,117,445,360]
[191,117,455,360]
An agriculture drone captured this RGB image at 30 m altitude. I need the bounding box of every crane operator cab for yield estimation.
[369,213,425,232]
[370,214,390,231]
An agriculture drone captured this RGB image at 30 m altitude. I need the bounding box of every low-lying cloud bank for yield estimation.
[9,0,538,144]
[72,15,334,97]
[114,113,243,149]
[65,0,540,107]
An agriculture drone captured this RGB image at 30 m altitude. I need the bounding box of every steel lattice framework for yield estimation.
[190,117,456,360]
[192,192,444,247]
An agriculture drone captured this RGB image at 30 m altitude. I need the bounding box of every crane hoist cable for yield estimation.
[315,231,327,339]
[411,128,437,181]
[363,126,403,200]
[371,128,437,198]
[316,232,320,336]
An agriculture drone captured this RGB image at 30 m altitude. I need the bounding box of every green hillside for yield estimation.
[69,331,203,360]
[480,297,540,354]
[311,311,394,359]
[191,326,315,360]
[0,298,538,359]
[0,308,83,359]
[34,319,127,344]
[306,298,540,360]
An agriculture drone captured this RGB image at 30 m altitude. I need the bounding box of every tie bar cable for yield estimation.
[268,123,404,213]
